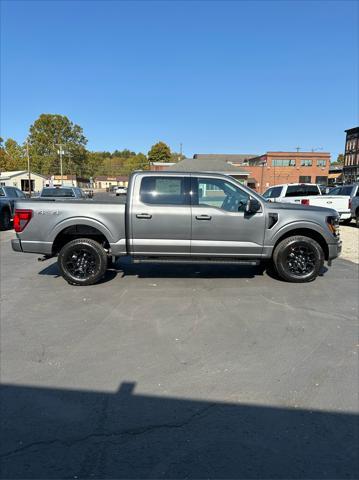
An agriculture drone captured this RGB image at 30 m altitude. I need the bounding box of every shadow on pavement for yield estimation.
[38,257,265,282]
[0,381,357,478]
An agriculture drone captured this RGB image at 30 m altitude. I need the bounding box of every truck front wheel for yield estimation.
[272,235,324,283]
[58,238,108,286]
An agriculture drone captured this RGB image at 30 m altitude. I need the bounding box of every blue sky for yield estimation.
[1,0,358,159]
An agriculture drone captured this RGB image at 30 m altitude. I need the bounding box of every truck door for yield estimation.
[130,174,191,255]
[190,176,265,257]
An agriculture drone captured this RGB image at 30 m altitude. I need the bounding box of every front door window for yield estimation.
[194,177,249,212]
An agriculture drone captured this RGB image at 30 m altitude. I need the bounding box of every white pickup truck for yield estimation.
[262,183,355,223]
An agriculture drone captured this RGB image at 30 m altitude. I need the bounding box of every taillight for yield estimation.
[14,209,33,232]
[301,199,310,205]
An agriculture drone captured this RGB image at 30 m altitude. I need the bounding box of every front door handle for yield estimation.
[195,214,212,220]
[136,213,152,219]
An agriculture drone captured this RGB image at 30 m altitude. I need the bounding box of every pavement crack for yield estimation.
[0,403,217,459]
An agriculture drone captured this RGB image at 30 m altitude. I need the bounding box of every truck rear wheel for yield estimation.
[273,235,324,283]
[58,238,108,286]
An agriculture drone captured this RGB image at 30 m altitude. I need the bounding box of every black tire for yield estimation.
[342,218,352,225]
[0,209,11,231]
[273,235,324,283]
[58,238,108,286]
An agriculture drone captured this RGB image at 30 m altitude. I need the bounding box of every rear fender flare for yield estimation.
[49,217,115,244]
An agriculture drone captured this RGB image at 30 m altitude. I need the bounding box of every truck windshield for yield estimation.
[41,188,75,197]
[330,186,354,196]
[262,186,283,199]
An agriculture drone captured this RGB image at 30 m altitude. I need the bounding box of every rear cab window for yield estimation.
[139,176,189,205]
[41,188,75,197]
[285,185,320,197]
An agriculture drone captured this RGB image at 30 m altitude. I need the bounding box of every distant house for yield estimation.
[94,176,129,190]
[0,170,47,192]
[163,157,252,186]
[51,175,91,188]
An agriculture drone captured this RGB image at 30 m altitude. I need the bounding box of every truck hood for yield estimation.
[266,201,338,216]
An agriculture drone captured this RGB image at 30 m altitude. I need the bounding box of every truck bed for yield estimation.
[13,198,127,256]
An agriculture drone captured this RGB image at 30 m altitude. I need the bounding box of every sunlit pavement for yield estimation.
[0,229,358,478]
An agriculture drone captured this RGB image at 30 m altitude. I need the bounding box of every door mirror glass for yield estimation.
[245,197,261,214]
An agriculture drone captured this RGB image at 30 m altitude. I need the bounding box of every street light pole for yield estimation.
[26,141,32,197]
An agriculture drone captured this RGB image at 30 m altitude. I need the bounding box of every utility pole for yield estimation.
[26,141,32,197]
[57,144,64,185]
[295,146,301,152]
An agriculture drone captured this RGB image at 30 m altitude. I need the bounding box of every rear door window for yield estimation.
[140,176,189,205]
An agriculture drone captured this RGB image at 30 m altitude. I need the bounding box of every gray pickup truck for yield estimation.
[11,171,341,285]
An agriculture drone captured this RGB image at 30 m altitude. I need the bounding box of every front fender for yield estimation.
[268,220,332,245]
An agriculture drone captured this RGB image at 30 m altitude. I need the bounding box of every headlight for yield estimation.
[327,215,340,236]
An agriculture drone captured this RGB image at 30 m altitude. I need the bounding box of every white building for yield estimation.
[0,170,48,193]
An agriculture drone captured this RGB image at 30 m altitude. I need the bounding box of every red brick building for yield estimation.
[237,151,330,193]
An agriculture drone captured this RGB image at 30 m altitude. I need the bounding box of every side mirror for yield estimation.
[245,197,261,214]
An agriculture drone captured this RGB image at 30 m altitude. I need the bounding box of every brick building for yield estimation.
[236,151,330,193]
[343,127,359,183]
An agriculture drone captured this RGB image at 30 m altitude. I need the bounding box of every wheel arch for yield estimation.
[273,228,329,260]
[52,224,110,255]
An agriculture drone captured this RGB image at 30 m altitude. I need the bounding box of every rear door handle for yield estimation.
[136,213,152,219]
[195,214,212,220]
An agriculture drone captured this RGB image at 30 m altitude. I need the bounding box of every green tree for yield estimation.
[148,141,172,163]
[27,114,87,175]
[332,153,344,165]
[170,152,185,162]
[0,138,26,171]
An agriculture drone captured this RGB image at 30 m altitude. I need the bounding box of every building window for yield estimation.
[316,159,326,167]
[315,176,328,184]
[299,176,311,183]
[272,159,296,167]
[301,159,312,167]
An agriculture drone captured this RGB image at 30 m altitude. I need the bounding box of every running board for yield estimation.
[132,257,260,266]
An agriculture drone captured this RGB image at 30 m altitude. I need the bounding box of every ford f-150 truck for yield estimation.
[11,171,341,285]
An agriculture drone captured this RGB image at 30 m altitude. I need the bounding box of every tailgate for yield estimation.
[308,195,350,212]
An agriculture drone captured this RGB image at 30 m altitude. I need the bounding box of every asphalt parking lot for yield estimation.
[0,226,358,478]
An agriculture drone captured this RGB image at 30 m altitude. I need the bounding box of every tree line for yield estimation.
[0,114,184,177]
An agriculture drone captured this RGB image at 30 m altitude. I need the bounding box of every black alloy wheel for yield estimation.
[273,235,324,283]
[58,238,108,285]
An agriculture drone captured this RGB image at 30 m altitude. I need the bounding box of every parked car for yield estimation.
[263,183,355,223]
[40,186,87,199]
[0,186,26,230]
[115,186,127,196]
[350,188,359,228]
[11,172,341,285]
